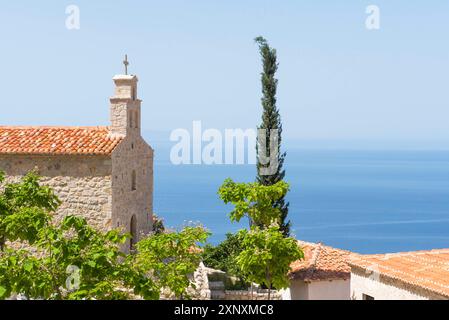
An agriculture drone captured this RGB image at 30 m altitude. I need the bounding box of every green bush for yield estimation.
[202,233,245,281]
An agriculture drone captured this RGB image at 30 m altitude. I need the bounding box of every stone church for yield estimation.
[0,70,153,251]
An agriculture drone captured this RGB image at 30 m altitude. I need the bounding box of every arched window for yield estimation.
[130,215,137,251]
[131,170,136,191]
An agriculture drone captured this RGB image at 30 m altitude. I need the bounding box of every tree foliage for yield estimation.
[218,178,303,299]
[235,225,303,298]
[134,226,209,299]
[218,178,289,227]
[254,36,291,236]
[0,172,156,299]
[0,172,60,250]
[0,171,207,300]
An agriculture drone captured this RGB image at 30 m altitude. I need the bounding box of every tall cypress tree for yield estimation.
[255,36,291,237]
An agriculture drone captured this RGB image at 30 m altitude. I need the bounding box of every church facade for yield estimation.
[0,73,153,251]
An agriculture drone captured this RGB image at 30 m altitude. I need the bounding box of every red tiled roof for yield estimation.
[349,249,449,298]
[289,241,352,282]
[0,126,123,156]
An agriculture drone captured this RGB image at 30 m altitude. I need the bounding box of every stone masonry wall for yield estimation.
[194,265,282,300]
[224,290,282,300]
[0,154,113,231]
[111,134,153,250]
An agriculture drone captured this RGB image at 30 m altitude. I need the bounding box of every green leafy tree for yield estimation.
[218,178,289,227]
[0,172,158,300]
[0,171,60,250]
[0,219,157,299]
[218,178,302,299]
[254,36,291,236]
[0,171,208,300]
[236,225,303,299]
[134,226,210,299]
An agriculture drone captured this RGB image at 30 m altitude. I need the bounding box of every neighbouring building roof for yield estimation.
[0,126,123,156]
[289,241,352,282]
[349,249,449,299]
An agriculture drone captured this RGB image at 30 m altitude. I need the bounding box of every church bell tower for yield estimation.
[109,55,141,137]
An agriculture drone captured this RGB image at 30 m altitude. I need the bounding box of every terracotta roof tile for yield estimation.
[0,126,123,156]
[290,241,352,281]
[349,249,449,298]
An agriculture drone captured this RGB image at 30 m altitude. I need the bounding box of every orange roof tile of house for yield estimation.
[349,248,449,299]
[289,241,352,282]
[0,126,123,156]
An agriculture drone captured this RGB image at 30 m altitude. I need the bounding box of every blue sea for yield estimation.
[150,136,449,254]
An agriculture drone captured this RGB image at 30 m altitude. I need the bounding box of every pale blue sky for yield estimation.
[1,1,448,146]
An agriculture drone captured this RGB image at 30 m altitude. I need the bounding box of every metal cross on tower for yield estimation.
[123,54,129,75]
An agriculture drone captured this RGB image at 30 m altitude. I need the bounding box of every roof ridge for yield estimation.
[310,243,323,268]
[297,240,353,255]
[360,248,449,259]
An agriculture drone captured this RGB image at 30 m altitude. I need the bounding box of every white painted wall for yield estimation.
[308,279,350,300]
[280,288,292,300]
[284,279,350,300]
[288,279,310,300]
[351,272,429,300]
